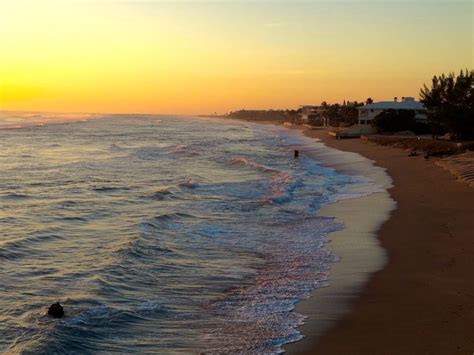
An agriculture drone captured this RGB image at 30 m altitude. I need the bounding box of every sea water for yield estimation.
[0,113,381,354]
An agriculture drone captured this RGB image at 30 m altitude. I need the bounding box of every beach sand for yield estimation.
[285,128,474,354]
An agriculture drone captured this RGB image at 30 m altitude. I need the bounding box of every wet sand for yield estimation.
[286,128,474,354]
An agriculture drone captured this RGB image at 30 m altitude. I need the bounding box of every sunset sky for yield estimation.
[0,0,472,115]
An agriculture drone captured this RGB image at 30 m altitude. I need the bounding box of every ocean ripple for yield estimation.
[0,115,381,354]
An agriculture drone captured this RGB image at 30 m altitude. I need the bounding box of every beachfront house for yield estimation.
[357,97,427,128]
[300,105,328,125]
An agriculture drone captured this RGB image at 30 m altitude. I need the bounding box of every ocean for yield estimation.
[0,113,382,354]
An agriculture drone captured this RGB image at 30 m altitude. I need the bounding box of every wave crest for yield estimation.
[231,157,296,203]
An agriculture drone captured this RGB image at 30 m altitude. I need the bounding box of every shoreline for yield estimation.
[228,119,397,352]
[284,127,474,354]
[276,126,396,352]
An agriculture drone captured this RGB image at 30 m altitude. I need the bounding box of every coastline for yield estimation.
[276,126,396,352]
[226,119,397,352]
[285,127,474,354]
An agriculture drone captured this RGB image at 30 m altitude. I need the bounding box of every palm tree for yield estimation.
[420,69,473,140]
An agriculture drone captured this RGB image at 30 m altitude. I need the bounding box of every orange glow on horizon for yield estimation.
[1,1,472,115]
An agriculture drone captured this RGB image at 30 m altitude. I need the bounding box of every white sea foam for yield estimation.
[0,115,390,354]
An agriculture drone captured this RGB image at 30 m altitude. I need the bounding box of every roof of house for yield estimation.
[358,100,425,111]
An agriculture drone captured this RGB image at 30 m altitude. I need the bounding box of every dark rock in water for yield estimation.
[48,302,64,318]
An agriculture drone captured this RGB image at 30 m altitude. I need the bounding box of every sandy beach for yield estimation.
[285,128,474,354]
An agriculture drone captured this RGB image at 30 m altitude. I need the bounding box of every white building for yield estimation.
[357,97,426,127]
[300,105,328,124]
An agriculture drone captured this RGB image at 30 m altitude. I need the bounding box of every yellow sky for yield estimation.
[0,0,472,114]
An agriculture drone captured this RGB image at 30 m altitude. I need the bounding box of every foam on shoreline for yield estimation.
[275,127,396,353]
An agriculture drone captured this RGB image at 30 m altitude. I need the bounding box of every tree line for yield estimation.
[226,100,371,125]
[225,69,473,140]
[306,100,368,127]
[226,109,300,122]
[420,69,473,140]
[371,69,473,139]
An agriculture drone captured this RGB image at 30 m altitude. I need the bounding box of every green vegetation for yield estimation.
[225,73,474,141]
[420,69,473,140]
[226,100,365,127]
[308,101,363,127]
[371,109,429,134]
[339,103,361,126]
[371,109,416,133]
[226,109,301,123]
[307,116,324,126]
